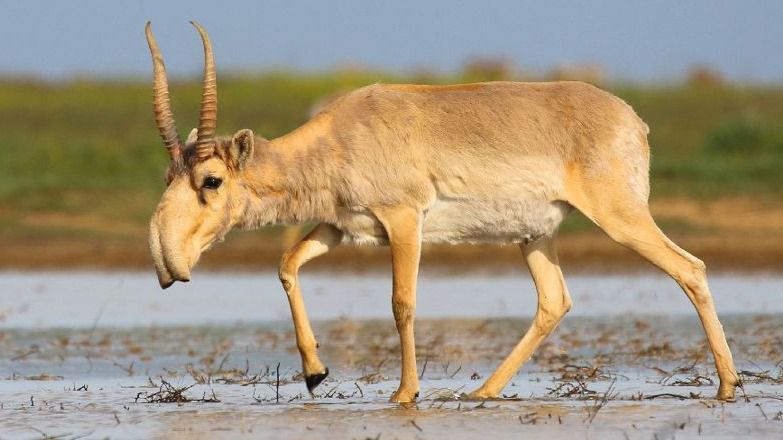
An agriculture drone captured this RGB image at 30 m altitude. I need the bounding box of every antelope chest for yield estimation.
[335,197,572,246]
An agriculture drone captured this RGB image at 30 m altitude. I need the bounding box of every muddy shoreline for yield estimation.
[3,231,783,274]
[1,271,781,438]
[4,195,782,274]
[2,315,782,439]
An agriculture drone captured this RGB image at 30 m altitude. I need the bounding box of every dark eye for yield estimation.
[202,176,223,190]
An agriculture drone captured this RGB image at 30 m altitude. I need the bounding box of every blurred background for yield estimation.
[2,5,782,438]
[1,1,781,272]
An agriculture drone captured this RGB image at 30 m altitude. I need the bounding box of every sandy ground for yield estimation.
[1,272,782,439]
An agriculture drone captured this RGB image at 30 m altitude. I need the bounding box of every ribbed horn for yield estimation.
[145,22,182,161]
[191,21,217,160]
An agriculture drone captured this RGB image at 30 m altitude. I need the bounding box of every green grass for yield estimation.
[616,86,783,195]
[1,73,782,222]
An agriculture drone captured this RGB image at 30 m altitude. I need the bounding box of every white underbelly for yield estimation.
[421,198,571,244]
[336,198,572,246]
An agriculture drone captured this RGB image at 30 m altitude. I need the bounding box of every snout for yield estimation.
[158,267,191,289]
[149,213,193,289]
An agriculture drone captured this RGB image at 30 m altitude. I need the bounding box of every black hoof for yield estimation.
[305,368,329,394]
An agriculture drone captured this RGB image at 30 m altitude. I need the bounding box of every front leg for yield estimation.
[373,206,423,404]
[278,223,343,394]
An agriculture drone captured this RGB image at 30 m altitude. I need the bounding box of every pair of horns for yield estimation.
[145,21,216,161]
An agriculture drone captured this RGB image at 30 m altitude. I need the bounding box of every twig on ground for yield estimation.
[644,392,701,400]
[275,362,280,404]
[585,378,617,424]
[135,379,219,404]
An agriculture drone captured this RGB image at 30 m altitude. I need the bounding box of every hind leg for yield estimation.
[577,200,739,400]
[469,236,572,399]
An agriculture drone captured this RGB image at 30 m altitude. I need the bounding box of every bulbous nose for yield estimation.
[167,268,191,286]
[157,267,191,289]
[149,199,193,289]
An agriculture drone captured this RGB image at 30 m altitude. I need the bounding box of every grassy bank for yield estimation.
[1,73,781,270]
[2,74,782,197]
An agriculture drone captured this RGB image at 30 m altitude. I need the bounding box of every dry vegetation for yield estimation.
[4,315,781,403]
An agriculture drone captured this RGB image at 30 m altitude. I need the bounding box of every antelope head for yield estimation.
[146,22,258,288]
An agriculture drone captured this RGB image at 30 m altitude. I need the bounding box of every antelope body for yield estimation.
[146,22,740,403]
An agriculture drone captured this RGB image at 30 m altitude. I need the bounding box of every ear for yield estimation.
[186,128,198,145]
[230,129,255,170]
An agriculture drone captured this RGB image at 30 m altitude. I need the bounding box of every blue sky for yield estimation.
[1,1,781,82]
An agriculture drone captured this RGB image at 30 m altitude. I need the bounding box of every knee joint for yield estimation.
[536,309,558,330]
[679,258,709,301]
[562,294,573,313]
[278,259,297,293]
[536,301,568,330]
[391,293,415,324]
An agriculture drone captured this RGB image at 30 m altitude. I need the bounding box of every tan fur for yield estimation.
[150,80,739,402]
[470,237,572,400]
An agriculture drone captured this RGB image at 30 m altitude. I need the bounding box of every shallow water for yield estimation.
[1,271,782,439]
[1,271,782,328]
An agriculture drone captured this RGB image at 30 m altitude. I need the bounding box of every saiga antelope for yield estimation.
[146,22,740,403]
